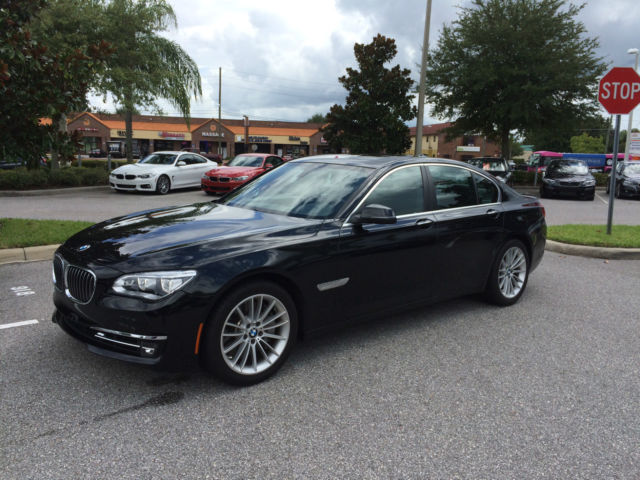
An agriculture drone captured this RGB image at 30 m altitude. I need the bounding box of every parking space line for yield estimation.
[596,193,608,205]
[0,319,39,330]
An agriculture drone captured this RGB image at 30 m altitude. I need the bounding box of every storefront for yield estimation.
[191,120,233,158]
[67,113,111,155]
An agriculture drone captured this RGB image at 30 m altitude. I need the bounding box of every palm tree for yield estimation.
[100,0,202,163]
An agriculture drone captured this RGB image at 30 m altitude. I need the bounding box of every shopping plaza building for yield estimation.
[67,112,500,160]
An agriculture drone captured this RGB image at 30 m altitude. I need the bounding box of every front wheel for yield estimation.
[485,239,529,306]
[202,281,298,385]
[156,175,170,195]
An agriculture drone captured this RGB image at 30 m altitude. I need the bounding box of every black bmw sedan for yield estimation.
[52,155,546,385]
[540,159,596,200]
[606,161,640,198]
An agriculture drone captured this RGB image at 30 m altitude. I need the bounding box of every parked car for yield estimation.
[540,159,596,200]
[605,161,640,198]
[201,153,284,195]
[52,155,546,385]
[109,151,218,194]
[89,148,104,158]
[467,157,512,184]
[180,148,222,163]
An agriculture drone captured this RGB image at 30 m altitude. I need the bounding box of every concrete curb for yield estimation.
[0,244,59,265]
[0,185,110,197]
[545,239,640,260]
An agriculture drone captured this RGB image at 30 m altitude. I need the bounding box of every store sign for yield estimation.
[202,131,224,138]
[117,130,126,137]
[76,127,98,133]
[249,136,271,143]
[159,131,185,140]
[631,132,640,155]
[289,136,300,141]
[320,137,327,144]
[457,146,480,152]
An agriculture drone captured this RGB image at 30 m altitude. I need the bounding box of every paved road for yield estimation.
[0,186,638,225]
[1,253,639,478]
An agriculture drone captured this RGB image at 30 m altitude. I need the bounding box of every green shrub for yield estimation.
[79,168,109,185]
[510,170,543,185]
[48,168,82,187]
[593,173,608,186]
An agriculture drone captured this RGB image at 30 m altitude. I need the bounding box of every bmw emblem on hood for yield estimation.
[78,244,91,252]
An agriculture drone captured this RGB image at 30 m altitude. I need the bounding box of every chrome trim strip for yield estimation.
[317,277,350,292]
[90,326,167,341]
[94,332,140,349]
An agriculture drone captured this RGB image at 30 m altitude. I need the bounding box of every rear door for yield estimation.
[427,164,505,297]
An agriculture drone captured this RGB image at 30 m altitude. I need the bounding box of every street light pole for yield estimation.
[624,48,639,162]
[414,0,432,157]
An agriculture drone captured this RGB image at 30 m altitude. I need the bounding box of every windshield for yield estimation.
[139,153,177,165]
[547,161,589,175]
[625,164,640,175]
[229,155,264,168]
[468,159,507,172]
[221,162,373,219]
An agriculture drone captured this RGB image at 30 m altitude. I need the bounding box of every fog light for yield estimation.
[140,341,158,357]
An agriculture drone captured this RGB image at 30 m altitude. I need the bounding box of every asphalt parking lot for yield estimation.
[1,185,639,478]
[1,254,639,478]
[1,185,639,225]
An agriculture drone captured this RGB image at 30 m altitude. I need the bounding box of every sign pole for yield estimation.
[606,114,621,235]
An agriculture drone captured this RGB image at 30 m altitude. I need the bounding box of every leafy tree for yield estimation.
[306,113,327,123]
[322,34,416,155]
[424,0,606,158]
[31,0,111,168]
[99,0,202,162]
[570,133,605,153]
[0,0,110,168]
[526,114,610,152]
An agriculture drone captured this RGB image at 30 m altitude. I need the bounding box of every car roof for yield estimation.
[235,153,273,158]
[292,154,475,170]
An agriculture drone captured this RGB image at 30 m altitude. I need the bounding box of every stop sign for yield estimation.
[598,67,640,114]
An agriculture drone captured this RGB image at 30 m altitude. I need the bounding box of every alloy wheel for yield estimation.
[220,294,291,375]
[498,246,527,299]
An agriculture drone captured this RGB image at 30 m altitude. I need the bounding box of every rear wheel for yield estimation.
[156,175,170,195]
[615,183,622,199]
[203,281,298,385]
[485,239,529,306]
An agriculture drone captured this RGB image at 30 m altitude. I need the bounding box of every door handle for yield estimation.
[415,218,433,227]
[486,209,500,218]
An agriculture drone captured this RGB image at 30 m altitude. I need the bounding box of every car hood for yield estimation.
[624,174,640,181]
[205,166,262,177]
[60,202,322,270]
[113,163,172,173]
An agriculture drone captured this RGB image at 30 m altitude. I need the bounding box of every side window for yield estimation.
[180,154,194,165]
[267,156,282,167]
[428,165,477,209]
[363,166,424,216]
[473,173,499,204]
[191,155,206,164]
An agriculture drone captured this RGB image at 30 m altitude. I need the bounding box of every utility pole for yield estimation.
[218,67,222,156]
[414,0,432,157]
[243,115,249,153]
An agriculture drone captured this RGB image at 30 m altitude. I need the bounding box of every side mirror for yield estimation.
[176,160,186,166]
[351,204,397,225]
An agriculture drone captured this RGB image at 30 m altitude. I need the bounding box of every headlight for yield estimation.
[231,176,249,181]
[623,179,637,186]
[109,172,116,177]
[543,178,555,184]
[138,173,152,179]
[584,179,596,186]
[112,270,197,300]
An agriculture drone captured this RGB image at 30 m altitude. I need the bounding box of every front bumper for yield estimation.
[52,281,209,371]
[109,177,157,192]
[621,182,640,197]
[201,178,244,194]
[543,183,595,198]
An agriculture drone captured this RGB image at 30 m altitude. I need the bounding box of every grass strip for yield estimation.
[0,218,94,249]
[547,224,640,248]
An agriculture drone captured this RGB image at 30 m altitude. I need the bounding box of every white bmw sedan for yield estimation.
[109,151,218,194]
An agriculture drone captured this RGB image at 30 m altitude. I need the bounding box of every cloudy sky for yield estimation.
[92,0,640,129]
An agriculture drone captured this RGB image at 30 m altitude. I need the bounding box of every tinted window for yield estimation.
[139,153,177,165]
[267,156,283,167]
[429,165,476,209]
[363,166,424,216]
[474,173,498,204]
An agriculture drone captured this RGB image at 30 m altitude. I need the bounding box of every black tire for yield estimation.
[202,281,298,385]
[539,186,547,198]
[606,182,610,194]
[156,175,170,195]
[204,191,216,196]
[615,183,622,199]
[484,239,530,306]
